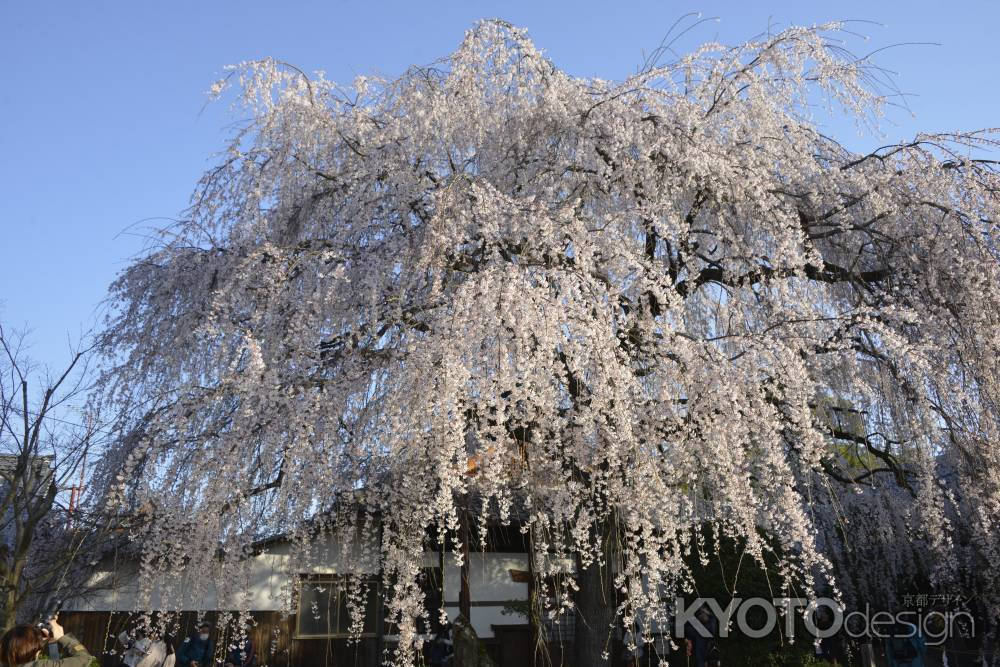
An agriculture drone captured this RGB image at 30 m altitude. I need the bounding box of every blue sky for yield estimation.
[1,0,997,371]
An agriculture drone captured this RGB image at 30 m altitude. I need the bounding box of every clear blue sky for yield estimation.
[2,0,997,371]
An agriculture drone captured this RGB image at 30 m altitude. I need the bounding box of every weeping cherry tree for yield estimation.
[97,20,1000,665]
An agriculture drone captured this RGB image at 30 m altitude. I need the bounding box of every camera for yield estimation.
[36,598,63,634]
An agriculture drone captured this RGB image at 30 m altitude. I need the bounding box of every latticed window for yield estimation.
[540,607,575,643]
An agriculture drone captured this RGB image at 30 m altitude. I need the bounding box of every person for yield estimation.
[175,622,213,667]
[136,630,167,667]
[223,633,256,667]
[813,607,845,665]
[117,627,167,667]
[620,627,644,667]
[622,643,644,667]
[117,628,137,666]
[0,616,94,666]
[160,630,177,667]
[427,626,453,666]
[884,623,927,667]
[684,605,719,667]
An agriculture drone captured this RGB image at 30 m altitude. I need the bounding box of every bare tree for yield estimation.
[0,323,110,628]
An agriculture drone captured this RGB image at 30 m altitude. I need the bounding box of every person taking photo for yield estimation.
[0,616,95,666]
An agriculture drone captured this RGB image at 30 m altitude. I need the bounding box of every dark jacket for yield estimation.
[684,615,719,667]
[17,634,94,666]
[427,635,453,666]
[885,633,927,667]
[225,638,256,667]
[175,633,213,667]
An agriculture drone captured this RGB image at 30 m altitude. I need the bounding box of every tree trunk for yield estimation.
[459,498,472,621]
[0,582,16,629]
[453,614,497,667]
[456,496,474,667]
[572,515,618,667]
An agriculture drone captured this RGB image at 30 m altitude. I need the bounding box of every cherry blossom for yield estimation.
[97,20,1000,664]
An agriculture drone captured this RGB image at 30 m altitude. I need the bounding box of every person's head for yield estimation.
[197,622,212,641]
[0,624,47,666]
[696,605,711,623]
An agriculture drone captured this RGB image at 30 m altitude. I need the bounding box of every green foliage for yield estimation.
[761,652,835,667]
[500,598,530,619]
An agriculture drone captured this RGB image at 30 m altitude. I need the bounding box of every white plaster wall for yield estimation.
[436,605,528,639]
[66,545,530,638]
[440,552,529,604]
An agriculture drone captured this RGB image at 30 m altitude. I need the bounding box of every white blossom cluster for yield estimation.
[96,21,1000,664]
